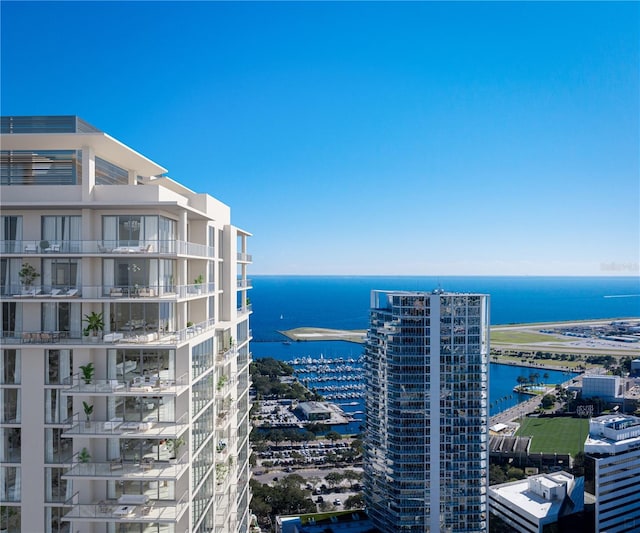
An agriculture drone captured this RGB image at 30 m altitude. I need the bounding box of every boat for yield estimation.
[282,341,291,345]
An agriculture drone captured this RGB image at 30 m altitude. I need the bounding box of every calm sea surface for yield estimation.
[249,276,639,426]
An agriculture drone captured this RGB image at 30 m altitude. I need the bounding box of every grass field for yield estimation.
[515,417,589,457]
[490,330,573,344]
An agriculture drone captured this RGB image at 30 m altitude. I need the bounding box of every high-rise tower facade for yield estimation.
[0,116,252,533]
[364,290,490,533]
[584,414,640,533]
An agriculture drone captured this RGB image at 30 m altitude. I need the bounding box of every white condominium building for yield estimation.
[584,414,640,533]
[0,116,253,533]
[364,290,490,533]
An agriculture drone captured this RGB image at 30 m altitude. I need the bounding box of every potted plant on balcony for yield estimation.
[83,401,94,428]
[83,311,104,341]
[78,447,91,463]
[18,262,39,291]
[79,362,95,385]
[217,375,228,391]
[193,274,204,294]
[167,436,185,462]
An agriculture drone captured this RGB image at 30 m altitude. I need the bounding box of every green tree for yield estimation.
[344,494,365,509]
[324,471,344,488]
[325,430,342,443]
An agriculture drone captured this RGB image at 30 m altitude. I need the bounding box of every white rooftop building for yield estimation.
[584,414,640,532]
[488,471,584,533]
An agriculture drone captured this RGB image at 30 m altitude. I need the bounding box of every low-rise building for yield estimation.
[488,471,584,533]
[294,401,332,421]
[582,375,621,400]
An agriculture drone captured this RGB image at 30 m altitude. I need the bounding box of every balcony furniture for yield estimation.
[116,360,137,375]
[123,319,146,331]
[14,288,41,297]
[118,494,149,505]
[141,503,153,515]
[109,458,124,471]
[43,243,61,253]
[140,458,154,471]
[104,332,124,343]
[110,287,124,297]
[98,501,112,513]
[113,505,136,516]
[52,288,78,297]
[24,243,37,253]
[113,246,141,253]
[138,287,155,297]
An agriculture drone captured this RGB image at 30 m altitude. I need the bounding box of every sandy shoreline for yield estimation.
[280,317,640,355]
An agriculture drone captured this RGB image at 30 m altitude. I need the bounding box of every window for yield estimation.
[41,216,81,251]
[1,428,21,462]
[44,428,72,463]
[42,258,80,290]
[46,350,73,384]
[45,467,72,503]
[0,216,22,253]
[1,150,80,185]
[42,303,81,336]
[1,350,20,384]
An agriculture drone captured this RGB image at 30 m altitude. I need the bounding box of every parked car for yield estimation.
[333,499,342,506]
[316,496,324,503]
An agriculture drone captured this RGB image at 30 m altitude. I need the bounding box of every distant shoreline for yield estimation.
[280,317,639,353]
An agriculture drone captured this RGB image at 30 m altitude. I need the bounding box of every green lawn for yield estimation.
[515,417,589,457]
[490,330,573,344]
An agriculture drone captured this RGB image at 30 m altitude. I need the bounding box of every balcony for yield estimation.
[62,412,189,440]
[1,318,217,347]
[236,252,252,263]
[0,282,215,300]
[62,451,189,481]
[1,239,214,258]
[62,490,189,524]
[61,373,189,397]
[236,278,252,289]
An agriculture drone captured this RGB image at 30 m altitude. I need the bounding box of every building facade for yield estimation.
[363,290,490,533]
[0,116,253,533]
[584,414,640,533]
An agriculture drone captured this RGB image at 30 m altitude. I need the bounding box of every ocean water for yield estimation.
[250,276,640,341]
[249,276,638,425]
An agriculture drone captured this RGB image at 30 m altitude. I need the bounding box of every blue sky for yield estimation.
[2,1,638,276]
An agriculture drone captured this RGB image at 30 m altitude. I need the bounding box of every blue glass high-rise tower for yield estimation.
[364,290,490,533]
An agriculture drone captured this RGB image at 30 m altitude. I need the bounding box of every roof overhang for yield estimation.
[0,132,167,177]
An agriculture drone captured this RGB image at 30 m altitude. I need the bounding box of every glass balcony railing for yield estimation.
[62,412,189,439]
[1,239,214,258]
[0,282,215,299]
[236,252,252,262]
[62,450,189,480]
[1,318,217,347]
[61,373,190,395]
[62,490,189,523]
